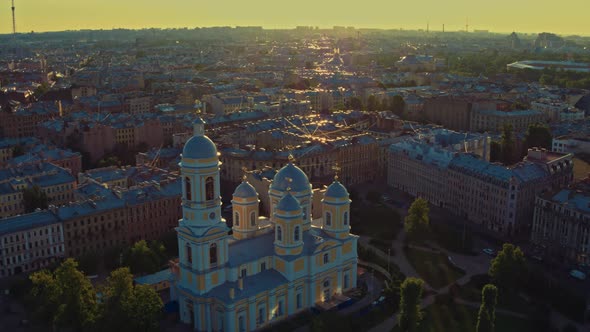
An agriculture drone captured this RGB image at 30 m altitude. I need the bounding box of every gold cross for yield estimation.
[332,162,341,181]
[288,153,295,163]
[285,177,293,192]
[241,167,248,181]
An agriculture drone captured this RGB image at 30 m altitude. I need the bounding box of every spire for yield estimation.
[241,166,248,182]
[332,162,341,181]
[193,117,205,136]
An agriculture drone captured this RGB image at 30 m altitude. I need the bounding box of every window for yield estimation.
[209,243,217,266]
[296,293,302,309]
[260,262,266,272]
[325,212,332,226]
[323,253,329,264]
[185,177,192,201]
[250,211,256,226]
[344,273,350,289]
[258,306,265,324]
[294,226,300,242]
[238,316,245,332]
[186,243,193,264]
[205,177,215,201]
[302,207,307,220]
[278,300,284,316]
[234,212,240,226]
[241,268,247,278]
[276,226,282,242]
[343,211,349,225]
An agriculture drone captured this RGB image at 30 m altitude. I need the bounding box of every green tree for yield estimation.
[127,285,163,332]
[97,156,121,168]
[30,258,98,330]
[489,243,525,291]
[404,198,430,242]
[399,277,424,332]
[367,95,379,111]
[100,267,163,332]
[390,95,406,116]
[12,144,25,157]
[476,284,498,332]
[348,96,363,111]
[23,185,49,213]
[500,124,516,165]
[524,123,552,150]
[490,141,502,162]
[100,267,135,331]
[123,240,167,275]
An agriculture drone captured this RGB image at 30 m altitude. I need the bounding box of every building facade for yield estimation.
[531,177,590,265]
[171,119,358,332]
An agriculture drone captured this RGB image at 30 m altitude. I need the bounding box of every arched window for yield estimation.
[205,177,215,201]
[302,207,307,221]
[325,212,332,226]
[294,226,300,242]
[276,226,282,242]
[185,177,192,201]
[209,243,217,266]
[250,211,256,226]
[186,243,192,264]
[234,212,240,226]
[343,211,349,225]
[323,253,329,264]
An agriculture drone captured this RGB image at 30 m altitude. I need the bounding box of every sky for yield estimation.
[2,0,589,36]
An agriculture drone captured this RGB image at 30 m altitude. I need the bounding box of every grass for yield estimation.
[391,303,533,332]
[404,247,465,289]
[453,275,532,315]
[359,244,405,282]
[351,204,401,241]
[369,238,394,254]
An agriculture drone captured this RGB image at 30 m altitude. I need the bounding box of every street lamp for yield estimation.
[387,248,391,277]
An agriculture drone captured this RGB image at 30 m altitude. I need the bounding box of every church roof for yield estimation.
[325,180,349,199]
[270,162,311,192]
[182,135,217,160]
[233,181,257,198]
[276,193,301,212]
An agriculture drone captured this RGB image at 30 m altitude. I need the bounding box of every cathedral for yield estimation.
[170,118,359,332]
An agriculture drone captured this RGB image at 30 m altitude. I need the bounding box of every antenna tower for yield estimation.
[11,0,16,35]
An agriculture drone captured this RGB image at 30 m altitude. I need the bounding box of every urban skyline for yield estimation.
[1,0,590,36]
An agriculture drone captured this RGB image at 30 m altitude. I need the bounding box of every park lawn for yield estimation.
[454,275,533,315]
[391,303,533,332]
[404,247,465,289]
[351,204,402,241]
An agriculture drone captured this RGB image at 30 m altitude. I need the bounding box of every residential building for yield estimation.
[531,177,590,265]
[0,211,65,277]
[469,109,545,132]
[0,163,76,219]
[388,141,573,236]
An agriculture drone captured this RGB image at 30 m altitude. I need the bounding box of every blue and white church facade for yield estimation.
[170,118,359,331]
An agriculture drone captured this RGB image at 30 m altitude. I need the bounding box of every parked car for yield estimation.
[570,269,586,281]
[483,248,495,256]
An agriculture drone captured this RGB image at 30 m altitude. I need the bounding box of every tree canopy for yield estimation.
[99,267,163,332]
[524,123,552,151]
[23,185,49,213]
[399,277,424,332]
[476,284,498,332]
[123,240,167,275]
[489,243,525,291]
[404,198,430,242]
[390,95,406,117]
[30,258,98,330]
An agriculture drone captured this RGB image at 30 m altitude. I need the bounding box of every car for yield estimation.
[570,269,587,281]
[483,248,495,256]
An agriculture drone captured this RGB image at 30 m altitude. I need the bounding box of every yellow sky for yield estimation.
[2,0,589,36]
